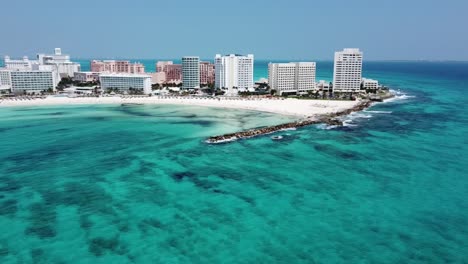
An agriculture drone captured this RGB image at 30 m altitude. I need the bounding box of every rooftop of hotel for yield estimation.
[75,71,99,74]
[362,78,379,82]
[99,73,151,78]
[0,68,54,73]
[215,54,254,58]
[269,62,316,65]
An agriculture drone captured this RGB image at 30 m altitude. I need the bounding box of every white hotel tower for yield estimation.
[215,54,254,95]
[182,56,200,89]
[36,48,81,78]
[333,48,363,92]
[268,62,316,95]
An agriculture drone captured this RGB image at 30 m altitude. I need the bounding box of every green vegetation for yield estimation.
[238,90,270,96]
[57,77,99,90]
[104,87,143,95]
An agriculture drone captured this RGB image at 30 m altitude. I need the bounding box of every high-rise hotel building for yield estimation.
[99,73,152,94]
[5,48,80,78]
[182,56,200,89]
[156,61,182,83]
[1,48,82,93]
[0,70,12,91]
[333,48,363,92]
[0,69,58,94]
[199,61,215,85]
[4,56,37,71]
[268,62,316,95]
[215,54,254,93]
[165,64,182,83]
[91,60,145,74]
[36,48,81,78]
[156,61,173,73]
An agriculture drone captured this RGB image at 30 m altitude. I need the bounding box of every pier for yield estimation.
[206,100,373,144]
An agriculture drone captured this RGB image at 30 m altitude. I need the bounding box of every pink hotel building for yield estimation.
[199,61,215,85]
[156,61,182,83]
[164,64,182,83]
[91,60,145,74]
[156,60,214,85]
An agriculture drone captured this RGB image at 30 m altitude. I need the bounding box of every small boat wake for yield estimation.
[205,136,237,144]
[270,133,298,142]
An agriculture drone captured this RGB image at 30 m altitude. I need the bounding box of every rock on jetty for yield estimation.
[206,100,373,144]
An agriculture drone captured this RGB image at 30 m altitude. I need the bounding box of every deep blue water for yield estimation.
[0,61,468,263]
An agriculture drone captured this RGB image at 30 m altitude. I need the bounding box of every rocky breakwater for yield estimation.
[206,100,374,144]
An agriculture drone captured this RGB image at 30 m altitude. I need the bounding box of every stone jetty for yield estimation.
[206,100,374,144]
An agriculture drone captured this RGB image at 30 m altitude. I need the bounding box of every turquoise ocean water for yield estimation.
[0,61,468,263]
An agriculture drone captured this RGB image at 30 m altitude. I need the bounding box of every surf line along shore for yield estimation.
[205,100,374,144]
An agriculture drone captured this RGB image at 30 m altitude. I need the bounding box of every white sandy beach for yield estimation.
[0,96,360,118]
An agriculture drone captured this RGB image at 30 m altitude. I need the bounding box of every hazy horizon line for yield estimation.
[71,58,468,62]
[1,55,468,63]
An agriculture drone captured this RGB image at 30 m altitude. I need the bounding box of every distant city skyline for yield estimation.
[1,0,467,61]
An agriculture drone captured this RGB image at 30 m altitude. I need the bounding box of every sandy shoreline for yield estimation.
[0,96,360,118]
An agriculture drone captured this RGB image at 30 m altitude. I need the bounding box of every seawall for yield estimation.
[206,100,373,144]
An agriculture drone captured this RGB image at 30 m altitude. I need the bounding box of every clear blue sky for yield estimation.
[1,0,467,60]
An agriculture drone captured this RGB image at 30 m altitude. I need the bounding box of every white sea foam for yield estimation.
[318,110,373,130]
[316,124,339,130]
[340,112,372,128]
[383,90,415,103]
[318,90,407,131]
[281,127,297,131]
[348,112,373,119]
[342,120,358,127]
[206,136,238,144]
[364,110,393,114]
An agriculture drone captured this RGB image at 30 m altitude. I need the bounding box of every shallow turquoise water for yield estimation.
[1,62,468,263]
